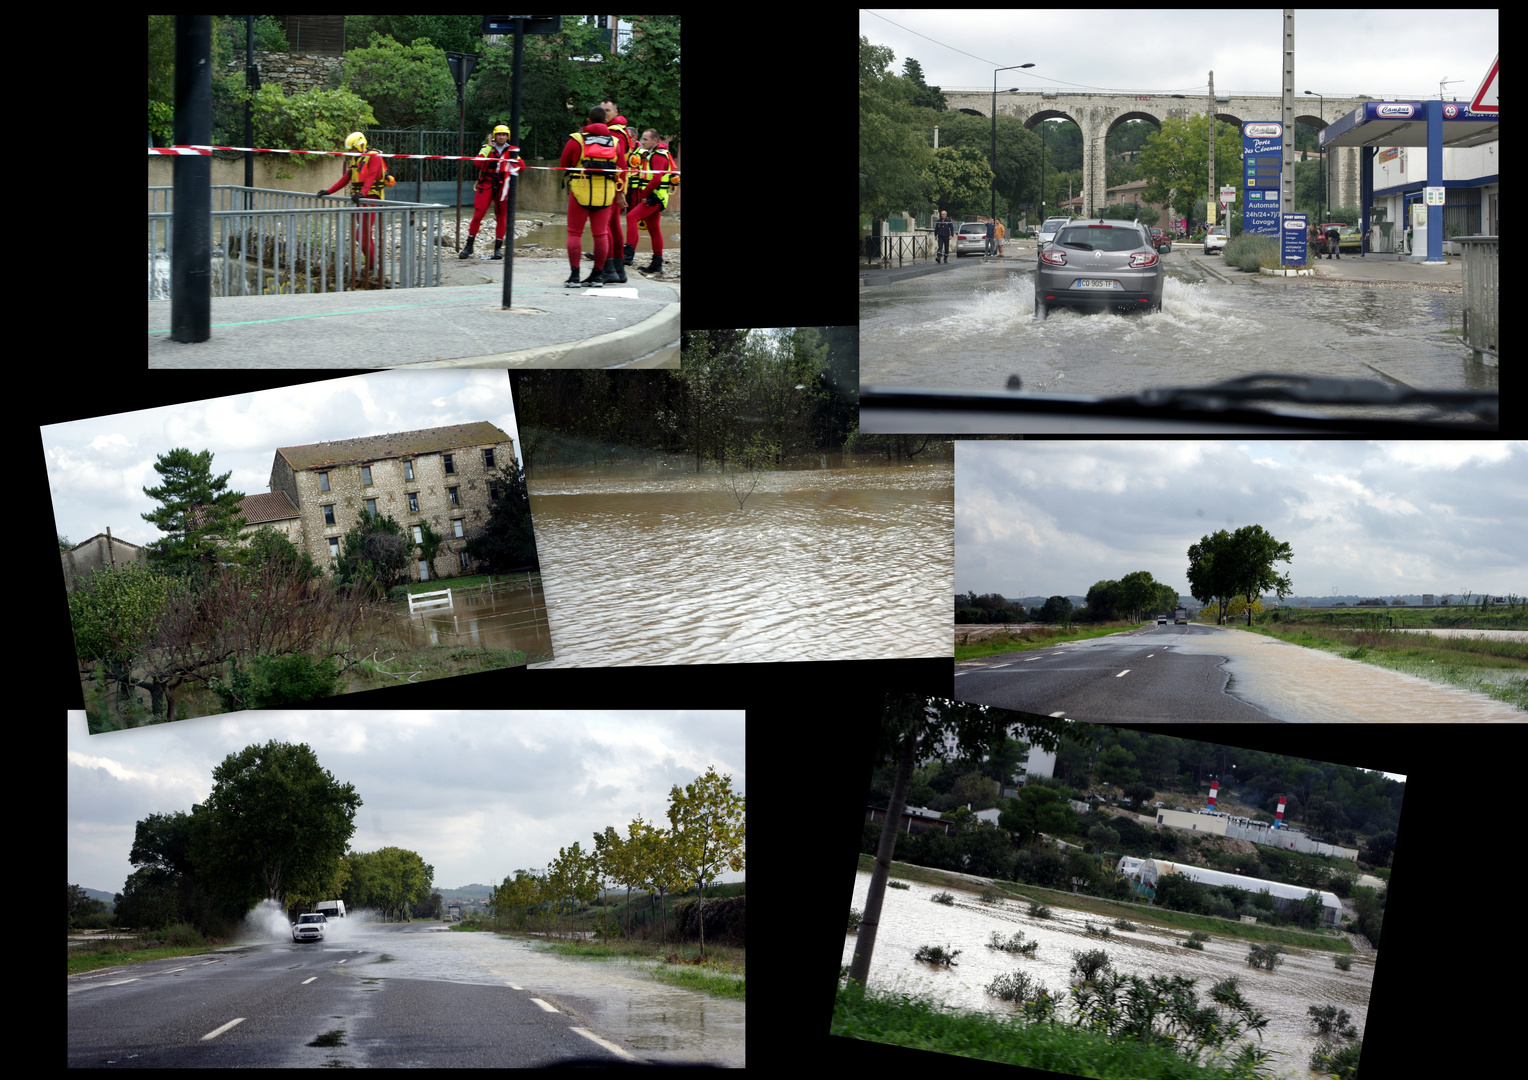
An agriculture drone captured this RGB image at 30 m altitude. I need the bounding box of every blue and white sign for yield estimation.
[1281,212,1308,267]
[1241,122,1283,238]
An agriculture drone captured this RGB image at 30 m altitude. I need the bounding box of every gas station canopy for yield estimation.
[1320,100,1497,149]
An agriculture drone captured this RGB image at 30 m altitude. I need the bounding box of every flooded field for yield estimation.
[388,581,552,656]
[526,454,952,665]
[843,869,1374,1080]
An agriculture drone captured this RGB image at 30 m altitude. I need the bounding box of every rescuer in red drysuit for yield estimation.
[459,125,517,260]
[319,132,389,269]
[560,106,621,287]
[625,129,678,276]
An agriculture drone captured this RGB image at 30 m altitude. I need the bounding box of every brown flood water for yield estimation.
[526,454,952,665]
[844,869,1375,1080]
[387,581,553,658]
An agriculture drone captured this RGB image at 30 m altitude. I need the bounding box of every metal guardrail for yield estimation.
[1456,235,1498,361]
[149,185,446,299]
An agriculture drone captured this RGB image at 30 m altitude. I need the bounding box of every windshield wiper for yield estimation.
[1105,373,1497,425]
[861,373,1498,433]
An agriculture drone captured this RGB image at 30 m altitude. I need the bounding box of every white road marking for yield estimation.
[201,1018,245,1040]
[530,998,558,1012]
[570,1026,641,1061]
[1116,670,1131,677]
[302,977,318,984]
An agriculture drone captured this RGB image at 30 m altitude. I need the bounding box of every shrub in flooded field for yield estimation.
[985,969,1056,1021]
[1071,969,1271,1073]
[1246,942,1285,970]
[913,943,960,966]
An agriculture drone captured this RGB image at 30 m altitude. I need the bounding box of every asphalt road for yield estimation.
[68,920,736,1067]
[955,622,1280,722]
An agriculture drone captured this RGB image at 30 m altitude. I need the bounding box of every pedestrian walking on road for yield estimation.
[934,210,953,263]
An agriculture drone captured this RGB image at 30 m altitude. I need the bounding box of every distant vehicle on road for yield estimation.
[1174,608,1188,625]
[1156,615,1167,625]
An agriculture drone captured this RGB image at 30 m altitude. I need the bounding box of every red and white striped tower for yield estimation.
[1207,781,1219,812]
[1274,796,1287,830]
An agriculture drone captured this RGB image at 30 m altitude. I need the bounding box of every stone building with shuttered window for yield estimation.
[253,421,516,583]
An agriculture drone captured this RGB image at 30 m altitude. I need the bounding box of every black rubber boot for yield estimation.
[637,254,664,276]
[565,268,583,288]
[458,234,476,259]
[580,263,605,287]
[622,243,636,266]
[491,239,503,260]
[603,257,627,283]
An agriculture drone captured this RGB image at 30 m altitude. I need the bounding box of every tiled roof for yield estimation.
[277,422,513,471]
[237,491,300,524]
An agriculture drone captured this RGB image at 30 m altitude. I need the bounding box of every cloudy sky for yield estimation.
[861,9,1498,104]
[68,709,745,898]
[957,440,1526,601]
[42,371,518,552]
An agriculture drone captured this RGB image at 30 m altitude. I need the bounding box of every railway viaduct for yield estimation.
[943,89,1370,222]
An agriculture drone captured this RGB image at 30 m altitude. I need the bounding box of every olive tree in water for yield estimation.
[847,696,1079,992]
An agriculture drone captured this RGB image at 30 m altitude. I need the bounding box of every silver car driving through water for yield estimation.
[1035,218,1164,321]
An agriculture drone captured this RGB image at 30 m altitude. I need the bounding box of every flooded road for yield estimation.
[843,870,1373,1080]
[526,454,951,665]
[861,260,1495,396]
[1175,626,1525,721]
[312,921,741,1066]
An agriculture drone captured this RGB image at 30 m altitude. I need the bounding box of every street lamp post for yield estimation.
[1304,90,1325,237]
[991,64,1035,235]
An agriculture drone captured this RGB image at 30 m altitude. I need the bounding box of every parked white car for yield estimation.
[1203,226,1229,254]
[292,912,326,942]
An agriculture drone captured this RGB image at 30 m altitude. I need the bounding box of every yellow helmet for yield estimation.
[492,124,510,137]
[345,132,368,152]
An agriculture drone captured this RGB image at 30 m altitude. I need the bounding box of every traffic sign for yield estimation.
[1470,53,1497,114]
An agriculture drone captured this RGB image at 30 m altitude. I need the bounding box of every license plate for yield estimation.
[1074,279,1120,289]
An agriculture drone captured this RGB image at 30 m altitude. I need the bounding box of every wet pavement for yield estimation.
[1174,626,1524,722]
[860,250,1494,397]
[244,914,743,1067]
[844,869,1373,1080]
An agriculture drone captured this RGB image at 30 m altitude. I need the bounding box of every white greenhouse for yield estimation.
[1120,857,1343,927]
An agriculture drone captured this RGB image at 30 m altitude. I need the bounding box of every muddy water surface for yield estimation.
[844,870,1373,1079]
[527,455,952,665]
[391,582,552,657]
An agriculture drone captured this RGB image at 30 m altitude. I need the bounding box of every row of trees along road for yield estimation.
[1187,524,1293,626]
[490,766,745,958]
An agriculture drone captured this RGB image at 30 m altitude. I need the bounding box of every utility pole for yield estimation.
[1207,71,1215,229]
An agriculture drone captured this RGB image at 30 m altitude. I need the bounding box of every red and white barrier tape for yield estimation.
[147,143,679,177]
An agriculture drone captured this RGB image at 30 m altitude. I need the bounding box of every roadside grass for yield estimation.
[956,622,1137,663]
[833,976,1259,1079]
[68,925,235,977]
[1238,620,1528,711]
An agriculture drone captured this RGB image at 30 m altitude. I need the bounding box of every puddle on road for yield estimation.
[337,926,742,1066]
[1172,627,1524,722]
[844,870,1374,1080]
